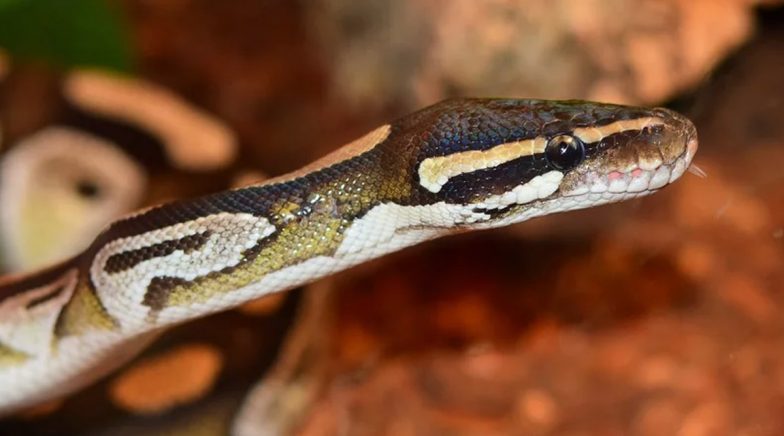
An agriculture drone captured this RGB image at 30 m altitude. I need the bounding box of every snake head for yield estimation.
[401,98,698,226]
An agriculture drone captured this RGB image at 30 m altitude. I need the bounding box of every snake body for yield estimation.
[0,98,697,414]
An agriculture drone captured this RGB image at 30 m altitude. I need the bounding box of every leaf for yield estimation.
[0,0,27,12]
[0,0,133,71]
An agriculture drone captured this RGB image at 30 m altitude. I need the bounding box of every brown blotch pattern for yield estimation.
[142,276,188,312]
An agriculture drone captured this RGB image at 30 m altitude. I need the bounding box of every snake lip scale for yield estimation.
[0,98,697,415]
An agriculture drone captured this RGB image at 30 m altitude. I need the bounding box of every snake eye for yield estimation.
[545,134,585,171]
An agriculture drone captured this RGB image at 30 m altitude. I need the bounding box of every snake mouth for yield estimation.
[472,203,514,218]
[562,122,699,198]
[467,134,699,223]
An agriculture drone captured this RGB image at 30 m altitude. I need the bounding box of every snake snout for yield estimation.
[651,107,699,165]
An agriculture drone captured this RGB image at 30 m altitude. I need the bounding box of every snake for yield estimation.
[0,97,698,416]
[0,68,237,272]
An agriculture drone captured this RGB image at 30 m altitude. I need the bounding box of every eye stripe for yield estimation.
[418,137,547,193]
[572,117,664,143]
[418,116,666,194]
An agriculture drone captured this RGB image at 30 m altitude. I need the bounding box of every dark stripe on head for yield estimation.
[438,154,549,204]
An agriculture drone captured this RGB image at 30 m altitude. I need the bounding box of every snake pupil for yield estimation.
[545,134,585,171]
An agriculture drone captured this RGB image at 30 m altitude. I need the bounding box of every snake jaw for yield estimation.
[559,106,697,199]
[558,124,698,207]
[434,102,699,231]
[474,108,698,229]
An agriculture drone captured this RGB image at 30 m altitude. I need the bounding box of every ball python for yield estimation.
[0,66,237,272]
[0,97,698,415]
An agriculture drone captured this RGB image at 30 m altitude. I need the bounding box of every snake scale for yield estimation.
[0,97,698,415]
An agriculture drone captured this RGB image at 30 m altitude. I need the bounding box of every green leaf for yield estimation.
[0,0,133,72]
[0,0,26,12]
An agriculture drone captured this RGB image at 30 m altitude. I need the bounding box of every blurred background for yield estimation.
[0,0,783,434]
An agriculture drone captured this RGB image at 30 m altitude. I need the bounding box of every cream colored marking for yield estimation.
[91,213,276,326]
[64,70,236,171]
[155,212,463,327]
[151,200,484,325]
[261,124,391,186]
[336,201,489,257]
[0,269,78,357]
[476,171,564,210]
[418,137,547,193]
[0,127,145,271]
[572,117,664,144]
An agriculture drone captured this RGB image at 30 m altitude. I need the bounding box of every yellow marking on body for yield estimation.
[63,70,236,171]
[572,117,664,143]
[165,212,346,309]
[156,175,381,309]
[0,341,29,367]
[54,282,118,338]
[137,133,404,311]
[109,343,223,415]
[418,137,547,193]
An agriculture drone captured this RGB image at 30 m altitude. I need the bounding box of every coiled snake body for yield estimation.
[0,98,698,414]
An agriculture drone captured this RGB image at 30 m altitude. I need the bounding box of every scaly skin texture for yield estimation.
[0,98,697,414]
